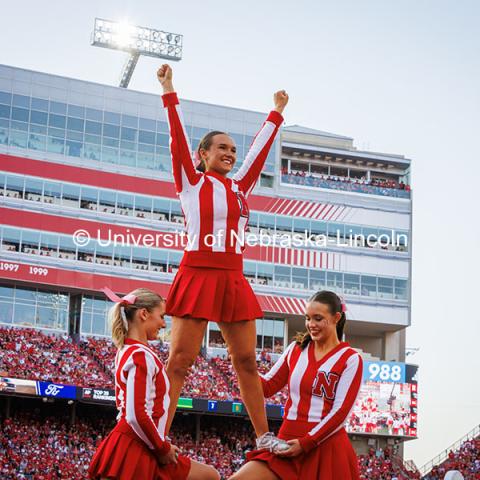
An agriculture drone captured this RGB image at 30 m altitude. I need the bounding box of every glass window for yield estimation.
[25,178,43,197]
[62,184,80,207]
[275,216,292,233]
[149,248,167,271]
[293,217,310,235]
[12,94,30,108]
[49,113,66,128]
[117,192,134,215]
[137,151,154,169]
[14,303,35,326]
[259,214,275,230]
[48,127,65,139]
[361,275,377,297]
[28,133,46,151]
[6,175,25,195]
[274,265,291,286]
[47,136,65,154]
[0,301,13,324]
[80,187,98,209]
[50,101,67,115]
[139,130,155,144]
[43,181,61,204]
[122,114,138,128]
[103,136,119,148]
[83,143,101,161]
[328,222,345,238]
[30,110,48,125]
[104,111,120,125]
[99,190,116,213]
[344,274,360,295]
[20,229,40,254]
[113,245,131,267]
[15,287,37,304]
[37,306,58,329]
[85,120,102,135]
[11,120,28,132]
[12,107,29,122]
[156,121,168,133]
[326,271,343,291]
[68,105,85,118]
[139,117,156,131]
[292,267,308,288]
[67,117,84,132]
[153,198,170,221]
[66,140,82,157]
[378,277,394,298]
[103,123,120,138]
[86,108,103,121]
[119,149,136,167]
[30,124,46,135]
[9,130,27,148]
[310,270,326,291]
[134,195,153,218]
[0,124,8,145]
[0,91,12,105]
[0,104,10,118]
[394,279,408,300]
[121,126,137,142]
[311,221,327,235]
[155,132,169,146]
[31,97,48,111]
[102,146,118,163]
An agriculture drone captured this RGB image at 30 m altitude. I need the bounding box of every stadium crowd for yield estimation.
[0,328,110,388]
[281,169,411,198]
[423,436,480,480]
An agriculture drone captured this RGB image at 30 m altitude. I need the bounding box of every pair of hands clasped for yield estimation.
[157,64,289,115]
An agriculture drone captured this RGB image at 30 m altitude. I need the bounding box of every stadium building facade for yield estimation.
[0,64,416,456]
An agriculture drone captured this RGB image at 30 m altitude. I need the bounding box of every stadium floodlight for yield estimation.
[91,18,183,88]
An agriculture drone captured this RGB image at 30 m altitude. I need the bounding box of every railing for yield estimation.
[419,424,480,476]
[281,173,411,199]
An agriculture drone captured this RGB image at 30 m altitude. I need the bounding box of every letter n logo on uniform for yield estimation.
[312,371,340,400]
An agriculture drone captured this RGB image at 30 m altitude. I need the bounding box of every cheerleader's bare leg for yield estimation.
[187,460,221,480]
[218,320,269,437]
[165,316,209,435]
[228,461,280,480]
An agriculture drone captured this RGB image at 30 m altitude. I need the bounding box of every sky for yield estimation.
[1,0,479,468]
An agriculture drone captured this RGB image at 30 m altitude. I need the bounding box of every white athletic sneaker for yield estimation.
[256,432,290,453]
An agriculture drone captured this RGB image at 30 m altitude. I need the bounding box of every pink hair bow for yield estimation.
[341,303,347,313]
[193,150,201,168]
[102,287,137,331]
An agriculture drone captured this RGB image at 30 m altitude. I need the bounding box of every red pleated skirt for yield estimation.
[246,421,359,480]
[88,420,191,480]
[166,265,263,323]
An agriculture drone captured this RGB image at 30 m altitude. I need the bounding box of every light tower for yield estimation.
[91,18,183,88]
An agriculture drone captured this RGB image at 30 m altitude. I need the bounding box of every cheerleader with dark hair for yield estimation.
[230,290,363,480]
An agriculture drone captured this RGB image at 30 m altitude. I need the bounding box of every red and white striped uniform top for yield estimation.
[162,92,283,270]
[115,338,171,456]
[261,341,363,452]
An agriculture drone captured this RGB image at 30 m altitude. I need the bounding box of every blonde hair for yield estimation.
[109,288,164,349]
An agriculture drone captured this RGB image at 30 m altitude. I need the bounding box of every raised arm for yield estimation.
[260,342,295,398]
[157,64,201,193]
[298,353,363,453]
[233,90,289,196]
[124,349,171,457]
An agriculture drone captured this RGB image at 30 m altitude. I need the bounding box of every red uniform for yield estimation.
[88,339,191,480]
[162,92,283,322]
[247,341,363,479]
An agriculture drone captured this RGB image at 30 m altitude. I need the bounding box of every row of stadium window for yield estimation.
[0,226,409,301]
[0,90,276,174]
[0,172,410,252]
[0,289,287,356]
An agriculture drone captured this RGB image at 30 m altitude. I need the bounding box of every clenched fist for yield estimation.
[273,90,289,115]
[157,64,174,94]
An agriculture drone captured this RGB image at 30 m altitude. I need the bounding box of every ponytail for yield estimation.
[106,287,164,349]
